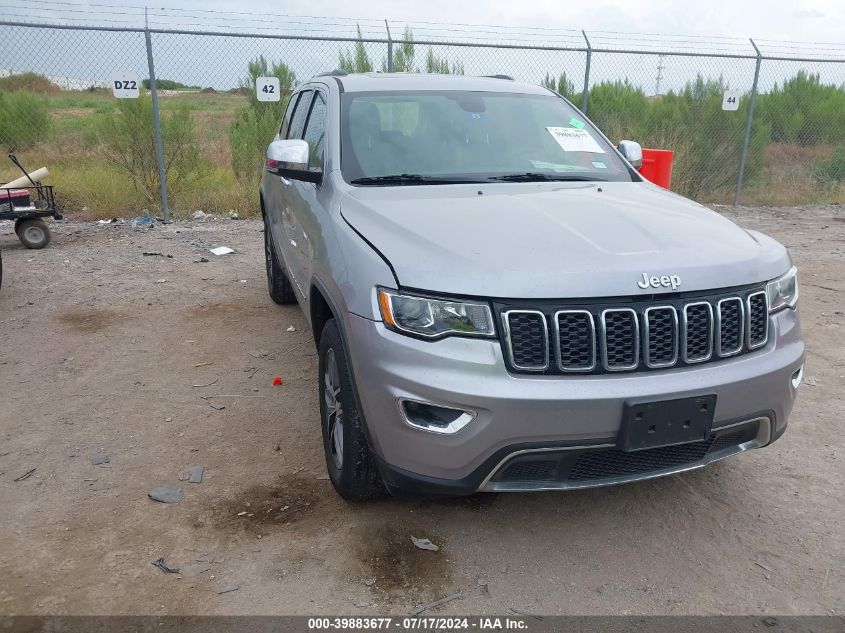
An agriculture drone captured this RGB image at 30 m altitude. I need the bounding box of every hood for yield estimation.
[340,181,791,299]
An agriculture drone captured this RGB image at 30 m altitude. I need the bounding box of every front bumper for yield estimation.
[346,308,803,494]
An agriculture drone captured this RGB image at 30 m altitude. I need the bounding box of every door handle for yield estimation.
[280,176,291,186]
[290,239,298,248]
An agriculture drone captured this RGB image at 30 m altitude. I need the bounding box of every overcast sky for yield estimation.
[151,0,844,44]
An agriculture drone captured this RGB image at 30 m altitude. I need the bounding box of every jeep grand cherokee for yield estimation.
[260,72,804,499]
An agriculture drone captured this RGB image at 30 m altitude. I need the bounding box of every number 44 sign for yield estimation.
[256,76,280,102]
[111,73,140,99]
[722,89,741,111]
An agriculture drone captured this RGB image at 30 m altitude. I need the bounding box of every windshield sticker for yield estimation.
[467,112,485,120]
[592,161,607,169]
[569,117,586,129]
[546,127,605,154]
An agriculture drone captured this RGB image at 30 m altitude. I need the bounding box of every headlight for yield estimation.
[767,266,798,313]
[377,288,495,339]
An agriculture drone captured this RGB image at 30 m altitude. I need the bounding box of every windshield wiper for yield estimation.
[487,173,607,182]
[350,174,485,186]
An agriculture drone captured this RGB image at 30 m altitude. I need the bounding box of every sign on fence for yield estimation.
[722,89,741,111]
[111,73,140,98]
[256,76,281,102]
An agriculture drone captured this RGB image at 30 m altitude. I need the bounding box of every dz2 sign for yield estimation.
[111,73,140,99]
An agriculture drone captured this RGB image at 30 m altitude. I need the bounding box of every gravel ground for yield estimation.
[0,205,842,616]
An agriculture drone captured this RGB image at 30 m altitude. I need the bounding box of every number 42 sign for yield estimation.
[256,76,280,102]
[722,89,741,111]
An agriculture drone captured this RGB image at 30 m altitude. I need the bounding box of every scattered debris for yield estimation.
[363,578,376,587]
[148,485,184,504]
[151,557,180,574]
[804,376,818,386]
[761,617,778,628]
[754,561,774,573]
[210,246,234,256]
[272,376,283,386]
[155,278,167,284]
[286,325,296,332]
[208,402,226,411]
[198,257,209,263]
[237,511,248,517]
[193,362,213,368]
[410,592,462,616]
[14,468,36,482]
[228,210,240,220]
[188,465,204,484]
[192,210,208,220]
[58,356,74,364]
[411,536,440,552]
[91,455,110,466]
[216,584,240,594]
[143,251,163,257]
[274,444,281,452]
[192,377,219,388]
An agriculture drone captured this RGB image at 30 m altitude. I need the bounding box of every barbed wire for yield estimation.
[6,0,844,60]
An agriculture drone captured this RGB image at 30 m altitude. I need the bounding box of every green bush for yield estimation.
[812,148,845,185]
[757,71,845,145]
[0,91,50,151]
[91,97,200,210]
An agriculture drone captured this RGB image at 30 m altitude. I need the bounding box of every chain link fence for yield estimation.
[0,18,843,220]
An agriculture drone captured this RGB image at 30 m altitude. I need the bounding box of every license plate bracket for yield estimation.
[618,395,716,452]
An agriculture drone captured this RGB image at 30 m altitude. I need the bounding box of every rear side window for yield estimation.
[287,90,313,140]
[302,92,327,170]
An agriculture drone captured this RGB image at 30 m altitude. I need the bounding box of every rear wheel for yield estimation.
[16,218,50,249]
[263,213,296,305]
[318,319,386,500]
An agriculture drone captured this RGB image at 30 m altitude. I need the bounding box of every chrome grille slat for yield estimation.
[553,310,596,372]
[746,291,769,349]
[643,306,678,368]
[600,308,639,371]
[716,297,744,357]
[502,310,549,371]
[681,301,714,363]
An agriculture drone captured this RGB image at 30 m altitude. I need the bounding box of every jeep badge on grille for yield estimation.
[638,273,681,290]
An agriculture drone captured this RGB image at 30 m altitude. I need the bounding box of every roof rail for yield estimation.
[483,74,514,80]
[316,69,348,77]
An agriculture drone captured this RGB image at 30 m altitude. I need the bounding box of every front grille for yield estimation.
[498,285,766,375]
[568,441,713,481]
[500,460,557,481]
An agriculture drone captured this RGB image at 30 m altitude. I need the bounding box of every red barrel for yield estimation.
[638,148,674,189]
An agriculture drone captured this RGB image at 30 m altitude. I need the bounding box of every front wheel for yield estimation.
[318,319,386,501]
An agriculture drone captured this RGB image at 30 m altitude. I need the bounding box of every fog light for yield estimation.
[791,365,804,389]
[398,398,476,435]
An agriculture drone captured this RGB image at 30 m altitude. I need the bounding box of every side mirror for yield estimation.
[617,140,643,169]
[266,139,322,184]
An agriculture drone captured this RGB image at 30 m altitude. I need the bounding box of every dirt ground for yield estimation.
[0,205,843,616]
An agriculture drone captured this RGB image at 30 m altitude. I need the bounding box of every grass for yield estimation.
[2,84,843,219]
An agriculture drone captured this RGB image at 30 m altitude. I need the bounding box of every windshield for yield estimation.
[340,90,633,185]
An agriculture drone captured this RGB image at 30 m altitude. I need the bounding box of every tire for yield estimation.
[16,218,50,249]
[318,319,387,501]
[263,213,297,305]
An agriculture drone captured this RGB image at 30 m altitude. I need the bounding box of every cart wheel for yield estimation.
[16,218,51,249]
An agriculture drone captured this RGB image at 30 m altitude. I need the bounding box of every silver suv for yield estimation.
[260,72,804,500]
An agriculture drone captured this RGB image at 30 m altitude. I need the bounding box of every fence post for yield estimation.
[385,20,393,72]
[581,30,592,114]
[734,38,762,206]
[144,10,170,222]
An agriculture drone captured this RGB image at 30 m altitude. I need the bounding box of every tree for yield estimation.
[424,48,464,75]
[339,25,373,73]
[384,25,416,72]
[542,72,578,101]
